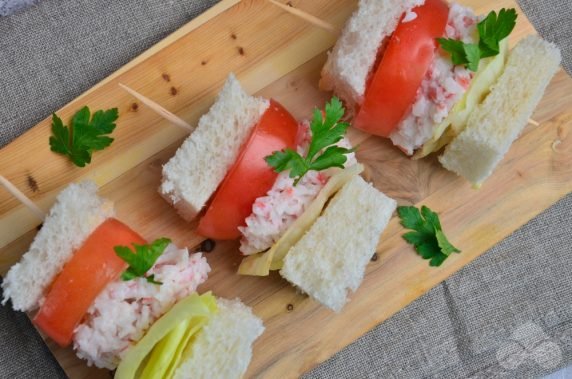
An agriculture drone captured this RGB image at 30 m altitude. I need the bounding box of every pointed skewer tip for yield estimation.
[0,175,46,221]
[265,0,338,34]
[118,83,194,132]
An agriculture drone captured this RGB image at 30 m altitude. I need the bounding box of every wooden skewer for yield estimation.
[0,175,46,221]
[265,0,338,34]
[119,83,194,132]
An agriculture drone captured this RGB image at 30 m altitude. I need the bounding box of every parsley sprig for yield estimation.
[49,106,118,167]
[397,206,460,267]
[265,97,354,185]
[437,8,517,72]
[114,238,171,285]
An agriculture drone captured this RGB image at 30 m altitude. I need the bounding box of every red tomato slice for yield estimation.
[197,100,298,240]
[33,218,146,347]
[353,0,449,137]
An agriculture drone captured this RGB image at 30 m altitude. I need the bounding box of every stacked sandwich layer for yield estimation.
[2,181,264,378]
[320,0,562,186]
[156,74,399,313]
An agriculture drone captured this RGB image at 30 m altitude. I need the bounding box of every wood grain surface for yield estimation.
[0,0,570,378]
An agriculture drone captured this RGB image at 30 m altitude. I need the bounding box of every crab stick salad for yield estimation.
[320,0,561,186]
[2,182,263,377]
[238,119,356,256]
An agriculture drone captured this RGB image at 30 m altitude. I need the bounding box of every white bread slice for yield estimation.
[320,0,424,110]
[160,74,269,221]
[2,181,114,311]
[173,298,264,379]
[439,36,561,186]
[280,176,396,312]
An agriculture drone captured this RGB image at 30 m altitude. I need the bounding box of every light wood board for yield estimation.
[0,0,571,378]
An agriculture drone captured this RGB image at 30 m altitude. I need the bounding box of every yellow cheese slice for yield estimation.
[115,292,217,379]
[414,38,510,159]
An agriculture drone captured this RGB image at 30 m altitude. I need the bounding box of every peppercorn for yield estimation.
[200,239,216,253]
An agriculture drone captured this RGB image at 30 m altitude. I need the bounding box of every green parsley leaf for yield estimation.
[145,274,163,286]
[397,206,460,267]
[49,106,118,167]
[114,238,171,285]
[309,146,353,171]
[436,230,461,257]
[463,43,481,72]
[437,8,517,72]
[265,97,354,185]
[436,38,467,66]
[421,206,441,231]
[265,148,308,180]
[478,8,517,58]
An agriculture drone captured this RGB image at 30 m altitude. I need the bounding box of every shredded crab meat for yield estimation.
[73,244,210,369]
[390,3,478,155]
[239,121,356,255]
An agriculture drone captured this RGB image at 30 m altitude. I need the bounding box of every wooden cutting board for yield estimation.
[0,0,570,378]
